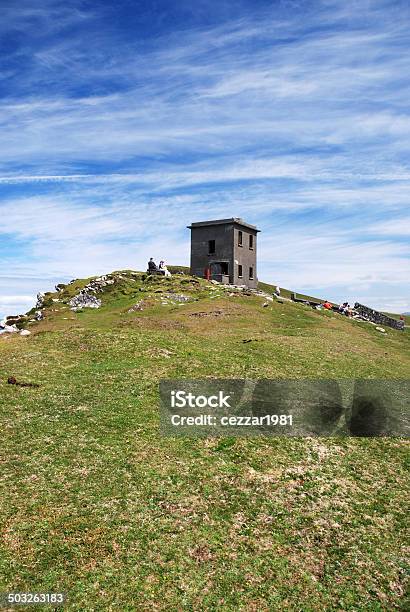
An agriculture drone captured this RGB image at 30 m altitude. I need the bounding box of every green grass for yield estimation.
[0,270,409,610]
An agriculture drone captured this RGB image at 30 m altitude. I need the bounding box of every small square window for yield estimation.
[238,230,243,246]
[249,266,254,280]
[249,234,254,249]
[238,264,243,278]
[208,239,215,254]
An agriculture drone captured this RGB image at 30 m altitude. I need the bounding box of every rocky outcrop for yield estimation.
[36,292,45,308]
[67,275,119,310]
[5,314,27,328]
[128,300,145,312]
[85,275,115,293]
[69,291,102,311]
[161,293,192,304]
[0,322,18,333]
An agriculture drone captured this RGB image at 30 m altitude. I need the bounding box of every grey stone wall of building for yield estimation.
[189,218,259,289]
[232,225,258,288]
[189,223,234,278]
[354,303,405,330]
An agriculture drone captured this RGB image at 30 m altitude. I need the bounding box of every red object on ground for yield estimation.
[204,267,211,280]
[323,301,332,310]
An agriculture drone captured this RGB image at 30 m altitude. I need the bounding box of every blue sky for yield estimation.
[1,0,409,318]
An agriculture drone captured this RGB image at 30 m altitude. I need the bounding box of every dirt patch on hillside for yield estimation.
[188,309,228,318]
[125,317,186,331]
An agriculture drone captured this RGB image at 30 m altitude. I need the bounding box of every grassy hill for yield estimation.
[1,270,409,610]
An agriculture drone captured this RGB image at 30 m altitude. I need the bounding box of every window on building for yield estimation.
[249,234,254,249]
[238,230,243,246]
[208,239,215,254]
[238,264,243,278]
[249,266,254,280]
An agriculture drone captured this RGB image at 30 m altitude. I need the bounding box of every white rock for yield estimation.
[4,324,18,333]
[36,292,45,308]
[20,329,31,336]
[69,292,102,310]
[376,327,386,333]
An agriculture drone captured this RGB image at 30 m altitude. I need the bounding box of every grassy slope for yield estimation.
[0,271,409,611]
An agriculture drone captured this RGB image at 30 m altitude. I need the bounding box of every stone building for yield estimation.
[187,218,260,288]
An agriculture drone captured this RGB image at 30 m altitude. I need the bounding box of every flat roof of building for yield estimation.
[187,218,260,231]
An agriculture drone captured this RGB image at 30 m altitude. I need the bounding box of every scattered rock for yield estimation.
[5,314,26,327]
[128,300,145,313]
[189,310,225,318]
[35,311,44,321]
[1,324,18,333]
[163,293,191,303]
[376,327,386,333]
[69,291,102,311]
[20,330,31,336]
[55,283,67,292]
[35,292,45,308]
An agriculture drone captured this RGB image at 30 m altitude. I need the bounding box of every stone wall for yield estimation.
[354,303,405,330]
[232,225,258,288]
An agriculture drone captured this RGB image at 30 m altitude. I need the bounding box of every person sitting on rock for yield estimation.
[322,300,333,310]
[148,258,157,272]
[158,261,172,277]
[343,303,351,316]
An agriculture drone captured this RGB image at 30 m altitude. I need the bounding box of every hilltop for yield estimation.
[1,269,409,610]
[2,268,409,378]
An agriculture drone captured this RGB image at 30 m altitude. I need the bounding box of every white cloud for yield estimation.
[0,295,35,305]
[1,0,409,315]
[366,217,410,236]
